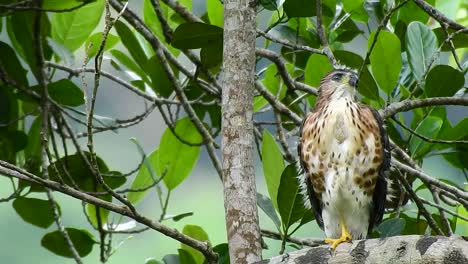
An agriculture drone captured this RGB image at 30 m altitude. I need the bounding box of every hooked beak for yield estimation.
[349,74,358,87]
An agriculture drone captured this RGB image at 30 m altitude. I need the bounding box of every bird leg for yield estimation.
[324,219,352,249]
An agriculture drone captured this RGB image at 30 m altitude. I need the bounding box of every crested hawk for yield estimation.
[298,68,390,249]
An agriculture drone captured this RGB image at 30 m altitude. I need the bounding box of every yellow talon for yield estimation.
[324,219,352,249]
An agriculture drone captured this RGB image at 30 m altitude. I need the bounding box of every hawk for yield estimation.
[298,68,390,249]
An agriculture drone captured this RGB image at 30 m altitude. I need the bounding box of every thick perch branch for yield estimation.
[258,235,468,264]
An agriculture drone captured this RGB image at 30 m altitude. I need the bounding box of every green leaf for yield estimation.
[48,79,85,106]
[406,22,438,82]
[0,41,28,87]
[342,0,368,22]
[172,22,223,49]
[178,249,196,264]
[47,37,75,65]
[254,64,286,112]
[143,0,168,41]
[85,32,120,61]
[163,255,181,264]
[85,195,111,228]
[424,65,464,97]
[213,243,229,264]
[51,0,104,51]
[359,68,380,100]
[377,218,405,237]
[48,153,125,192]
[42,0,91,9]
[127,149,160,204]
[206,0,224,28]
[257,192,281,231]
[369,31,402,94]
[433,27,468,51]
[200,46,223,68]
[409,115,443,159]
[12,197,56,228]
[110,49,149,83]
[304,54,333,87]
[261,130,285,210]
[114,21,149,70]
[277,164,307,230]
[159,118,202,190]
[146,55,173,98]
[261,0,277,10]
[7,11,52,76]
[181,225,210,264]
[145,258,164,264]
[170,212,194,222]
[41,228,96,258]
[283,0,333,18]
[397,0,435,25]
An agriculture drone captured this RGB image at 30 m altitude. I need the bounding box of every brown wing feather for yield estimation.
[363,105,390,234]
[298,113,324,229]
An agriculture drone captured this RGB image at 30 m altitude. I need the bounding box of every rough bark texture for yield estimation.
[257,235,468,264]
[222,0,262,263]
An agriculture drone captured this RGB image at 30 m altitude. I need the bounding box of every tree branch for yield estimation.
[258,235,468,264]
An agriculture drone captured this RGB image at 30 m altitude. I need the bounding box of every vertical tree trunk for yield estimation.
[222,0,262,263]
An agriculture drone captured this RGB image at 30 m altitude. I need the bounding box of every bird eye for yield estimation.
[332,73,343,81]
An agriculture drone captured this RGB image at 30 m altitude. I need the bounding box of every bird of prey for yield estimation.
[298,68,390,249]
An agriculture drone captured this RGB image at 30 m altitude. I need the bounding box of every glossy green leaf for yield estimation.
[41,228,96,258]
[110,49,149,83]
[406,22,437,81]
[85,195,111,228]
[0,41,28,87]
[85,32,120,61]
[162,254,181,264]
[13,197,56,228]
[172,22,223,49]
[170,212,194,222]
[42,0,93,9]
[143,0,168,41]
[114,21,148,70]
[7,11,52,75]
[48,79,85,106]
[277,164,307,230]
[146,55,173,98]
[261,0,278,10]
[145,258,163,264]
[47,37,75,65]
[206,0,223,27]
[425,65,464,97]
[369,31,401,94]
[48,153,125,192]
[409,116,443,159]
[377,218,405,237]
[257,192,281,231]
[200,46,223,68]
[127,149,160,204]
[284,0,333,17]
[262,130,285,210]
[398,0,435,25]
[181,225,210,264]
[433,27,468,51]
[51,0,104,51]
[213,243,229,264]
[178,249,196,264]
[342,0,367,22]
[305,54,333,87]
[159,118,202,190]
[254,64,286,112]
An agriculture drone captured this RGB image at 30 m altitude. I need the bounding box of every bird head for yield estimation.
[318,68,358,101]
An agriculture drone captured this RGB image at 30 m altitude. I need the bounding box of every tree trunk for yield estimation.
[257,235,468,264]
[221,0,262,263]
